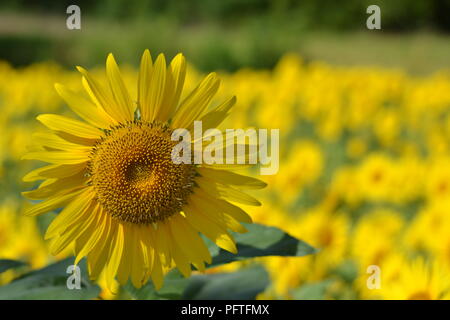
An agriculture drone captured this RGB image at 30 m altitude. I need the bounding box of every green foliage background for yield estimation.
[0,0,449,73]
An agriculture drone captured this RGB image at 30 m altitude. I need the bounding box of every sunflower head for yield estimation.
[22,50,265,289]
[87,121,196,225]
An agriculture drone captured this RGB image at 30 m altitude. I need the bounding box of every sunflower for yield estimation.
[22,50,266,289]
[375,256,450,300]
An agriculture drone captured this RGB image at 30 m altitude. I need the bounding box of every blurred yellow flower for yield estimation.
[352,209,404,269]
[378,257,450,300]
[357,153,395,202]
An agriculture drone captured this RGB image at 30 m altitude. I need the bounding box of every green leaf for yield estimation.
[183,265,269,300]
[125,223,316,299]
[207,223,317,267]
[124,269,189,300]
[330,260,358,283]
[0,257,101,300]
[0,259,27,274]
[291,280,334,300]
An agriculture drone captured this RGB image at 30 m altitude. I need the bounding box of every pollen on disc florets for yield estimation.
[87,120,196,225]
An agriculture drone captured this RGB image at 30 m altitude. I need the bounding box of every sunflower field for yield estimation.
[0,50,449,299]
[1,0,450,301]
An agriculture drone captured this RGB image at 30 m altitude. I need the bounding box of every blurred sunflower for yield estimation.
[377,257,450,300]
[22,50,265,289]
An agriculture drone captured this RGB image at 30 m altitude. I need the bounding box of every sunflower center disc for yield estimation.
[88,121,195,225]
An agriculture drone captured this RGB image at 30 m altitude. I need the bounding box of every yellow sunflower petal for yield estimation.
[138,49,153,121]
[150,252,164,290]
[169,214,212,264]
[38,178,56,188]
[105,223,125,289]
[37,114,103,139]
[106,53,135,121]
[166,228,191,278]
[157,53,186,122]
[77,67,125,123]
[189,192,247,233]
[154,222,172,267]
[196,177,261,206]
[75,208,108,264]
[56,131,98,146]
[198,96,236,131]
[54,83,115,129]
[197,167,267,189]
[74,210,99,257]
[138,226,155,283]
[130,228,146,288]
[22,171,86,200]
[87,214,114,280]
[22,163,85,182]
[183,203,237,254]
[24,187,86,216]
[171,72,220,129]
[201,163,252,170]
[141,54,166,122]
[195,189,253,223]
[117,224,134,285]
[45,188,95,239]
[49,201,97,255]
[32,132,92,152]
[22,150,89,165]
